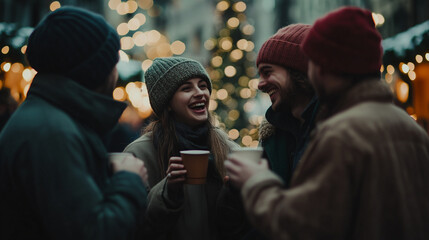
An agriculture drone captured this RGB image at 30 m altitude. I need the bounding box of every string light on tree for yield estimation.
[207,0,261,146]
[107,0,189,119]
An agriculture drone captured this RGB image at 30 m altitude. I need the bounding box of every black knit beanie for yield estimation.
[145,57,212,116]
[26,6,120,90]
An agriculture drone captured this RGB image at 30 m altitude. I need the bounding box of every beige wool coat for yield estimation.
[242,79,429,240]
[124,129,245,240]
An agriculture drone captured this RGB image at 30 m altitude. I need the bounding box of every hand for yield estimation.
[110,154,148,185]
[166,156,187,193]
[223,175,230,183]
[224,156,269,189]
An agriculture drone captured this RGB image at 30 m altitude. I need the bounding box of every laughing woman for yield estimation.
[124,57,249,240]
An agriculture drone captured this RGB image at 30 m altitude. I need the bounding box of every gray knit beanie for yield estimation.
[145,57,212,116]
[26,6,120,90]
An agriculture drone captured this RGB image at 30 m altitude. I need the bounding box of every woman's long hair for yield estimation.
[144,109,230,178]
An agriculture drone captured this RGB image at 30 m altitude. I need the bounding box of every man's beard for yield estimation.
[277,83,297,112]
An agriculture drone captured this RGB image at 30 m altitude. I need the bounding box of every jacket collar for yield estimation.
[28,73,126,135]
[317,78,393,122]
[265,96,318,135]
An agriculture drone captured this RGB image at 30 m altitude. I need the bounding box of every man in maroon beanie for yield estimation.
[257,24,318,189]
[225,6,429,240]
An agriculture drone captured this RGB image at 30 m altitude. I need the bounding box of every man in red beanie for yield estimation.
[225,6,429,240]
[257,24,318,189]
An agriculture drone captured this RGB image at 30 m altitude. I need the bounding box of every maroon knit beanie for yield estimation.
[301,6,382,75]
[256,24,311,74]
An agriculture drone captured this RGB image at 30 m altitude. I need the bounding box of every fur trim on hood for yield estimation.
[259,118,276,141]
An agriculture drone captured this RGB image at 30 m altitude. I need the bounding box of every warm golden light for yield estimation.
[113,87,127,101]
[109,0,121,10]
[243,101,254,112]
[386,65,395,74]
[240,88,252,98]
[396,80,409,103]
[227,17,240,28]
[220,37,233,51]
[245,41,255,52]
[407,62,415,71]
[426,53,429,61]
[385,73,392,84]
[50,1,61,11]
[408,70,416,81]
[147,30,161,45]
[238,76,249,87]
[141,59,153,71]
[116,2,129,15]
[250,140,259,147]
[121,36,134,50]
[400,62,409,74]
[230,49,243,61]
[127,0,139,13]
[211,56,223,67]
[11,63,24,73]
[1,62,11,72]
[137,95,151,109]
[209,99,218,111]
[134,13,146,25]
[146,47,157,59]
[224,66,237,77]
[23,84,30,97]
[228,110,240,121]
[248,78,259,90]
[228,129,239,140]
[128,18,140,31]
[119,50,129,62]
[21,45,27,54]
[216,1,229,11]
[242,24,255,35]
[117,23,129,36]
[380,65,384,73]
[233,1,247,12]
[371,12,385,27]
[242,135,252,146]
[170,41,186,55]
[22,69,33,82]
[217,89,228,100]
[156,43,172,57]
[133,31,147,46]
[138,0,153,9]
[204,39,216,50]
[1,46,9,54]
[237,39,248,50]
[416,54,423,63]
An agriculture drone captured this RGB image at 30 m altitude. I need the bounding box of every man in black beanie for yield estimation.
[0,6,148,240]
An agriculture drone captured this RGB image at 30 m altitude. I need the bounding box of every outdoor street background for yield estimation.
[1,0,429,146]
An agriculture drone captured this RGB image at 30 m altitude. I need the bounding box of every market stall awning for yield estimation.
[383,20,429,65]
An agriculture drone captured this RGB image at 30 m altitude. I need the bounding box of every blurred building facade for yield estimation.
[284,0,429,38]
[1,0,429,137]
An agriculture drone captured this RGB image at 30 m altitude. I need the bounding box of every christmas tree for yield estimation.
[205,0,261,146]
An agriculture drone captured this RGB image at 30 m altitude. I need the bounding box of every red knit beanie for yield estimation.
[301,6,382,75]
[256,24,311,73]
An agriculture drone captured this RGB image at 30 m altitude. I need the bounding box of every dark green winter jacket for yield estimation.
[0,74,147,240]
[259,98,318,187]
